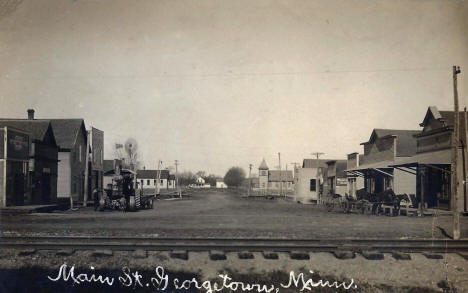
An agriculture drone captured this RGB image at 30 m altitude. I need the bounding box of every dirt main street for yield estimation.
[1,190,467,239]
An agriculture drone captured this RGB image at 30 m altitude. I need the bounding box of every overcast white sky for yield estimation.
[0,0,467,175]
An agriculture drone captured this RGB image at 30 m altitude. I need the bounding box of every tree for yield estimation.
[178,171,196,186]
[224,167,246,188]
[204,174,218,187]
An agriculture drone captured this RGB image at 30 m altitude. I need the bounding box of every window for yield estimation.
[160,180,163,184]
[262,183,266,188]
[140,180,143,186]
[310,179,316,192]
[147,179,150,185]
[154,179,156,185]
[261,170,267,176]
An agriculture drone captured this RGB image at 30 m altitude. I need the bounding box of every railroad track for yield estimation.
[1,236,468,253]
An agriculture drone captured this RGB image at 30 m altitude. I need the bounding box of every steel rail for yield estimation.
[1,236,468,253]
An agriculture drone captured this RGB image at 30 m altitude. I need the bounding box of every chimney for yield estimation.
[27,109,35,120]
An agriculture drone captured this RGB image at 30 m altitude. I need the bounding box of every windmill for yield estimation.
[124,138,138,170]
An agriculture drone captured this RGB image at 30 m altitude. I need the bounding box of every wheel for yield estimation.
[128,196,136,211]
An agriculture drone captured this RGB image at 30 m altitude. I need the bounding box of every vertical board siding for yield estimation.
[57,152,71,198]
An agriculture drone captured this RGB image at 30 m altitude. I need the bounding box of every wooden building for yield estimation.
[257,159,294,195]
[88,127,104,194]
[0,126,29,207]
[391,106,467,211]
[48,118,88,202]
[294,159,328,203]
[345,128,420,196]
[326,160,348,196]
[136,169,176,190]
[346,152,364,199]
[0,117,59,206]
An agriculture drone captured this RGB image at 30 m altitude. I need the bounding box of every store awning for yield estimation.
[345,160,394,177]
[389,149,451,175]
[390,149,451,167]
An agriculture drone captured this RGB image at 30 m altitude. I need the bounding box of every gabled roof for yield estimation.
[258,158,269,170]
[268,170,294,182]
[302,159,329,168]
[0,120,56,144]
[137,169,170,180]
[418,106,467,146]
[326,160,348,177]
[420,106,442,126]
[48,119,86,150]
[361,128,420,157]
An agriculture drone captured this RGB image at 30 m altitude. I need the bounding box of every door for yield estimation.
[42,173,51,204]
[13,173,25,205]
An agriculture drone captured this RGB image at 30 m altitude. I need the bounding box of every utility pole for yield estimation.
[248,164,252,197]
[464,107,468,213]
[278,152,282,197]
[452,65,461,240]
[290,162,300,177]
[155,160,162,196]
[463,107,468,211]
[311,152,325,203]
[83,130,91,207]
[175,160,180,198]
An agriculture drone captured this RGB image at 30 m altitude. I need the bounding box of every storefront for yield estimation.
[0,127,29,207]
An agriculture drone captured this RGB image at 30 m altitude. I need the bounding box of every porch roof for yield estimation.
[344,160,394,172]
[390,149,451,167]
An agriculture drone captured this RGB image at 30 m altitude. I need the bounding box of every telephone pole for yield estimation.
[278,152,282,197]
[464,107,468,213]
[452,66,461,240]
[155,160,162,196]
[311,152,325,203]
[248,164,252,197]
[175,160,180,198]
[290,162,300,177]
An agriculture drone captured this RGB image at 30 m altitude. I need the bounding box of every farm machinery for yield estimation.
[100,168,154,211]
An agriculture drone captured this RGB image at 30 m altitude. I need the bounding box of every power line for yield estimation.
[2,67,452,80]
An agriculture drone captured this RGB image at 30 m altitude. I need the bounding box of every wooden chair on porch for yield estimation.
[398,194,419,216]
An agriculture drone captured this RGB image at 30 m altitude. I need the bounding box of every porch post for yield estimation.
[419,167,425,216]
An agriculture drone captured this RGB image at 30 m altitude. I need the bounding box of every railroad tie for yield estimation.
[170,250,188,260]
[209,250,226,261]
[290,251,310,260]
[262,251,279,260]
[238,251,254,259]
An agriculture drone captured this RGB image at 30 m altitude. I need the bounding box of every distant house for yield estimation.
[216,179,227,188]
[294,159,328,204]
[0,118,59,206]
[136,169,176,190]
